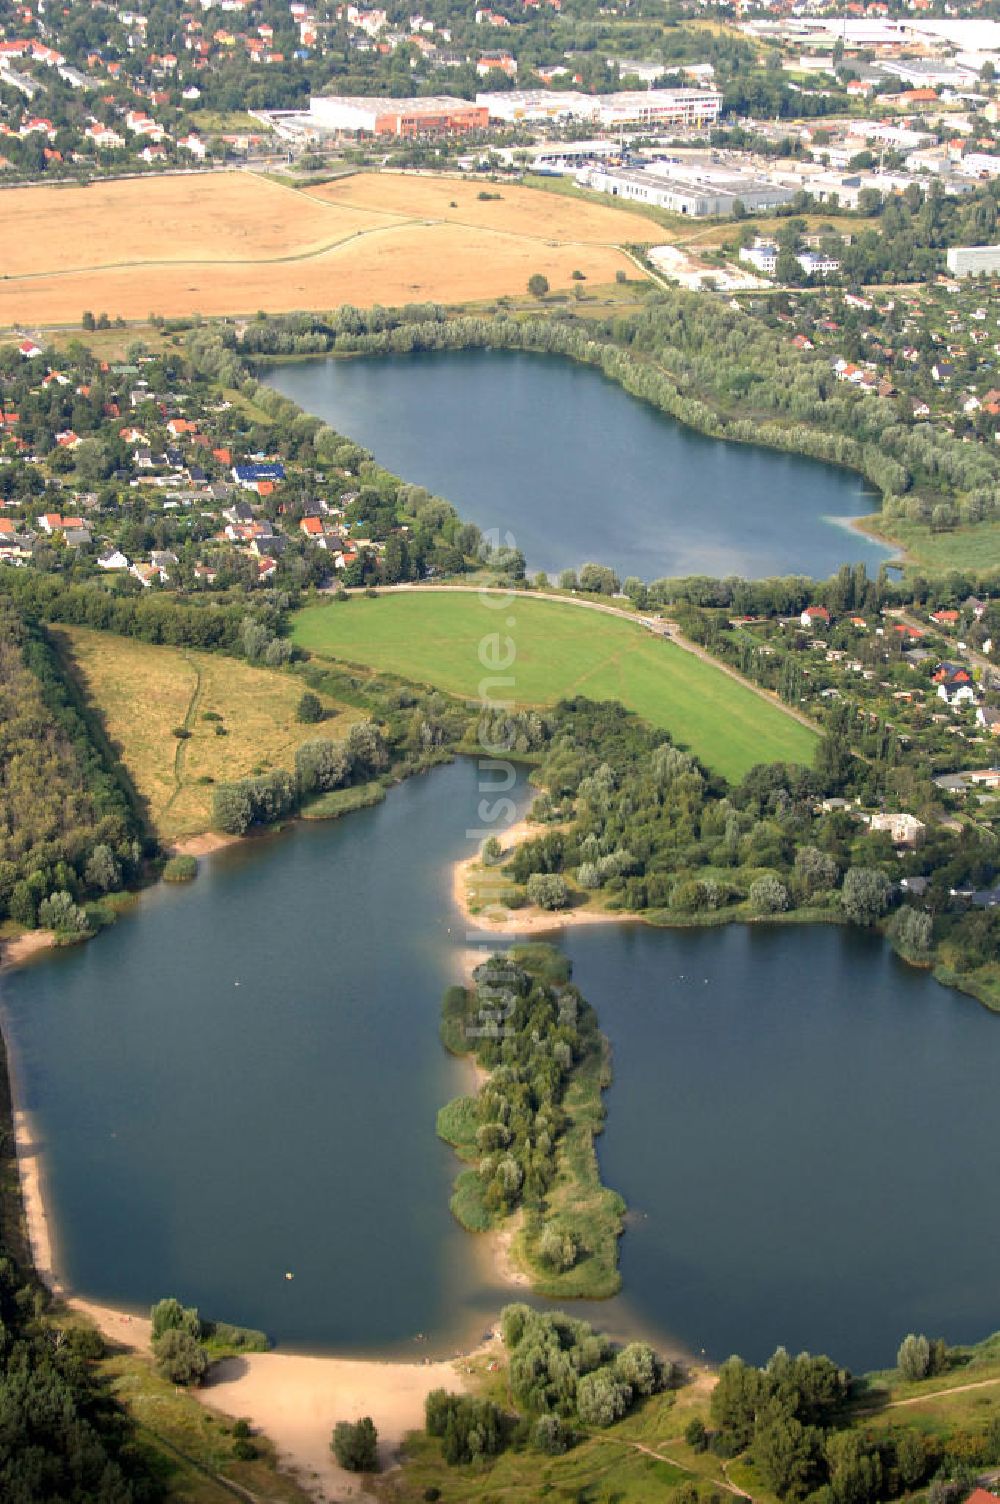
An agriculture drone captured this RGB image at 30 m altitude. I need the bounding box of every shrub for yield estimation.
[172,726,191,739]
[232,1438,258,1460]
[534,1414,569,1454]
[332,1417,379,1472]
[685,1418,709,1453]
[528,273,550,298]
[296,691,324,724]
[163,855,197,883]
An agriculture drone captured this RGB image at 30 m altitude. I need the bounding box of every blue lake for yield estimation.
[265,348,893,583]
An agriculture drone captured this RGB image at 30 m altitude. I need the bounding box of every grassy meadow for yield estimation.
[292,594,817,783]
[55,627,357,842]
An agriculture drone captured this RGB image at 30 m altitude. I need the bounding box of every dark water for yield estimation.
[264,349,891,582]
[3,765,999,1370]
[1,761,526,1357]
[564,922,1000,1372]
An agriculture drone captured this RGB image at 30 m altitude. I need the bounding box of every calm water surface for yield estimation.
[3,766,998,1370]
[265,349,891,582]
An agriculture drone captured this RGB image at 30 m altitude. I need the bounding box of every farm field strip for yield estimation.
[291,593,817,783]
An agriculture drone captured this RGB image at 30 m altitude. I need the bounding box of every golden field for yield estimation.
[54,627,359,843]
[0,169,658,326]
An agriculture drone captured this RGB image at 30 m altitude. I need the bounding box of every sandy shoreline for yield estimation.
[171,829,239,857]
[453,817,634,938]
[0,928,56,971]
[9,1093,486,1502]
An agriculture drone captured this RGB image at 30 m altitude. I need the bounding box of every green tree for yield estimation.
[332,1417,379,1472]
[153,1328,209,1385]
[889,906,932,961]
[897,1332,931,1383]
[751,1412,823,1500]
[526,872,569,910]
[84,844,121,893]
[749,876,790,914]
[576,1368,632,1427]
[37,891,89,935]
[825,1430,882,1504]
[151,1297,202,1342]
[528,273,550,298]
[841,867,891,927]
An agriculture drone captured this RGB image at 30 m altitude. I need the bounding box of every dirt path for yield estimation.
[347,583,819,736]
[887,1375,1000,1408]
[163,654,203,816]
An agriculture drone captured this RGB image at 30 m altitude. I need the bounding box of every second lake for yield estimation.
[265,348,893,583]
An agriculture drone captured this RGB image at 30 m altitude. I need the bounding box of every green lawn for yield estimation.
[291,593,816,783]
[863,516,1000,574]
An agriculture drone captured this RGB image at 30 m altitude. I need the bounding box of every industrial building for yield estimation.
[308,95,488,135]
[575,161,794,217]
[946,244,1000,277]
[476,88,722,130]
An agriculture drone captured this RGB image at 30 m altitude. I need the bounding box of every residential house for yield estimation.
[976,705,1000,735]
[97,547,129,569]
[800,605,831,628]
[868,811,926,847]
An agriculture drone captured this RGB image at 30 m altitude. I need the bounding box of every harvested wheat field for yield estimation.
[54,626,360,843]
[0,169,653,326]
[305,169,660,243]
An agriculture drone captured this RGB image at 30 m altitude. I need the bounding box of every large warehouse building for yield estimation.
[575,160,795,217]
[476,88,723,130]
[308,95,488,135]
[946,244,1000,277]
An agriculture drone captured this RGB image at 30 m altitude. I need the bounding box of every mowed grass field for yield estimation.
[292,594,816,782]
[56,627,358,842]
[0,170,657,327]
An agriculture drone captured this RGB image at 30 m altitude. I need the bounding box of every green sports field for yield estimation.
[292,593,816,783]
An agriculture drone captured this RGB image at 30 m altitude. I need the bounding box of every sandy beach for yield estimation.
[454,818,634,937]
[0,929,56,970]
[171,829,239,857]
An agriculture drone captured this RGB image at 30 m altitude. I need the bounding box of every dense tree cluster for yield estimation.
[0,1255,161,1503]
[438,951,599,1234]
[212,719,389,833]
[0,597,140,926]
[501,1304,671,1426]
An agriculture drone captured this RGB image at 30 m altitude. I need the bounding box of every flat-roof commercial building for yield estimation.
[946,244,1000,277]
[477,87,722,130]
[309,95,488,135]
[576,162,794,217]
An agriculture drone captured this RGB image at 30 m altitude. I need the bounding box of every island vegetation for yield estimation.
[438,946,624,1298]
